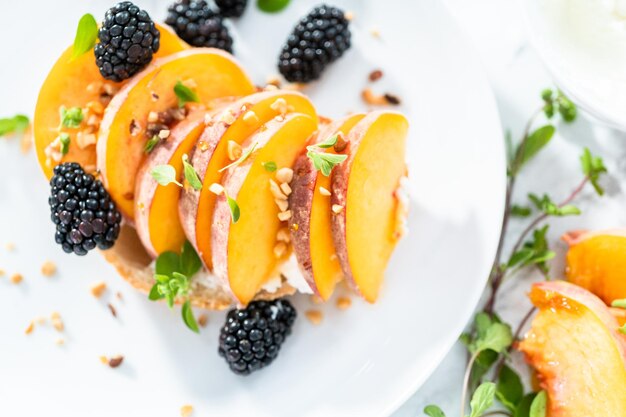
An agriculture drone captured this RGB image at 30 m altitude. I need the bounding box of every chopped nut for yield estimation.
[370,28,381,38]
[148,111,159,123]
[276,228,290,243]
[90,281,107,299]
[198,140,210,152]
[86,114,100,127]
[361,88,389,105]
[209,183,224,195]
[305,309,323,325]
[384,93,401,105]
[10,273,23,284]
[369,69,383,82]
[227,140,242,161]
[329,253,338,262]
[108,355,124,368]
[270,98,288,115]
[344,10,354,20]
[204,113,213,125]
[336,297,352,310]
[183,78,198,89]
[20,126,33,154]
[278,210,292,221]
[5,242,15,251]
[334,133,349,152]
[102,83,118,96]
[283,83,305,91]
[86,101,104,115]
[310,295,324,305]
[276,167,294,183]
[108,303,117,318]
[50,312,64,332]
[274,115,285,123]
[291,223,299,232]
[275,199,289,212]
[274,242,287,258]
[137,202,145,213]
[86,81,102,95]
[99,356,109,364]
[76,131,97,149]
[242,110,259,125]
[0,269,4,276]
[332,204,344,214]
[220,110,236,125]
[55,338,65,346]
[35,316,46,325]
[197,314,208,328]
[319,186,331,196]
[269,179,288,200]
[25,321,35,335]
[158,129,171,139]
[280,183,292,196]
[129,119,141,136]
[266,75,282,87]
[41,261,57,277]
[180,405,194,417]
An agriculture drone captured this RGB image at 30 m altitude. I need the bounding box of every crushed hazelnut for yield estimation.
[283,83,305,91]
[55,338,65,346]
[274,115,285,123]
[242,111,259,125]
[370,28,381,38]
[276,167,294,183]
[5,242,15,251]
[25,321,35,335]
[86,81,102,95]
[329,253,338,261]
[270,98,288,115]
[332,204,344,214]
[86,101,104,115]
[41,261,57,277]
[319,186,331,196]
[197,314,208,328]
[310,295,324,305]
[76,131,97,149]
[291,223,299,232]
[99,356,109,364]
[266,75,282,87]
[278,210,292,221]
[90,281,107,298]
[334,133,349,152]
[209,183,224,195]
[276,228,290,243]
[183,78,198,89]
[50,312,64,332]
[275,199,289,212]
[280,183,292,196]
[204,113,213,125]
[220,110,236,125]
[305,309,323,325]
[362,88,389,105]
[158,129,170,139]
[148,111,159,123]
[10,273,23,284]
[129,119,141,136]
[344,10,354,20]
[198,140,210,152]
[263,84,279,91]
[336,297,352,310]
[180,405,194,417]
[269,179,288,200]
[102,83,118,96]
[108,355,124,368]
[274,242,287,258]
[369,69,383,82]
[0,269,4,276]
[227,140,242,161]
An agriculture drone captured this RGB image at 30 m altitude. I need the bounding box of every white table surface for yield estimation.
[394,0,626,415]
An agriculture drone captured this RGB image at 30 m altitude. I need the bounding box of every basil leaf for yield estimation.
[529,391,547,417]
[257,0,291,13]
[182,300,200,333]
[469,382,496,417]
[72,14,98,60]
[181,241,202,277]
[151,164,182,187]
[155,251,180,276]
[496,364,524,412]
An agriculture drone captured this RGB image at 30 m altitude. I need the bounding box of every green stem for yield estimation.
[460,350,481,417]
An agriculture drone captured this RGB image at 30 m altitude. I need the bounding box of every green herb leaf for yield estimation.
[71,14,98,60]
[180,241,202,277]
[148,283,164,300]
[580,148,607,196]
[182,154,202,190]
[612,299,626,309]
[470,349,498,391]
[316,134,339,149]
[59,133,71,155]
[60,106,84,128]
[496,364,524,412]
[151,164,182,187]
[262,161,277,172]
[219,142,259,173]
[226,194,240,223]
[528,193,581,217]
[512,125,555,175]
[257,0,291,13]
[511,205,532,218]
[0,114,29,137]
[155,251,181,276]
[529,391,547,417]
[473,321,513,354]
[556,91,577,122]
[182,300,200,333]
[174,80,200,107]
[469,382,496,417]
[515,393,538,417]
[307,150,347,176]
[423,405,446,417]
[144,135,160,153]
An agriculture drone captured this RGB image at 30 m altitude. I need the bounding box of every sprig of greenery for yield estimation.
[59,133,71,156]
[580,147,607,196]
[306,135,347,177]
[151,164,182,187]
[174,81,200,107]
[60,106,84,129]
[148,241,202,332]
[219,142,259,173]
[71,14,98,60]
[144,135,160,153]
[0,114,29,137]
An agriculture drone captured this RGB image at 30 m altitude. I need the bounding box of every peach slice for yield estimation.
[179,90,317,270]
[211,113,318,305]
[34,24,187,179]
[563,229,626,304]
[518,281,626,416]
[97,48,255,220]
[289,114,365,300]
[331,111,408,302]
[134,108,209,257]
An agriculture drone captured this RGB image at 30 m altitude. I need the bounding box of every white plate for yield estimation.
[0,0,504,415]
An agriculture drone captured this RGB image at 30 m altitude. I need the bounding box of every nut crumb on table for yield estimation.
[305,310,323,325]
[10,273,23,284]
[90,281,107,298]
[40,261,56,277]
[180,405,194,417]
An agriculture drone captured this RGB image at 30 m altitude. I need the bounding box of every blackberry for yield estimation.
[94,1,161,82]
[48,163,122,256]
[218,299,297,375]
[215,0,247,18]
[278,4,351,83]
[165,0,233,52]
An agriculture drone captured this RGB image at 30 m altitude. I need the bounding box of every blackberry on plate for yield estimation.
[94,1,161,82]
[49,163,122,256]
[218,299,297,375]
[215,0,248,18]
[165,0,234,52]
[278,4,351,83]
